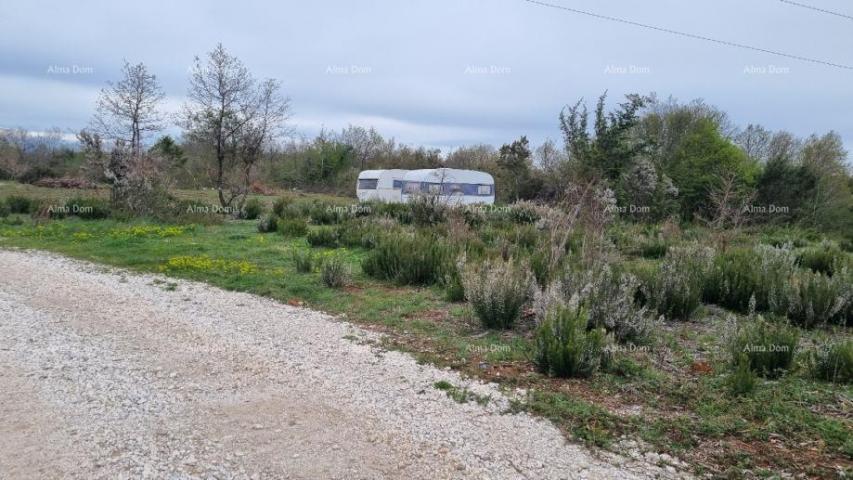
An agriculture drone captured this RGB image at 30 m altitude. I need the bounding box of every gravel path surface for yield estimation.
[0,249,686,479]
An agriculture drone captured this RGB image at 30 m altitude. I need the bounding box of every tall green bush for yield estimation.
[534,304,611,378]
[778,269,847,328]
[462,259,531,329]
[727,314,798,379]
[278,218,308,237]
[543,263,658,344]
[362,234,453,285]
[645,244,714,320]
[797,240,847,276]
[240,198,263,220]
[703,244,796,313]
[307,227,339,248]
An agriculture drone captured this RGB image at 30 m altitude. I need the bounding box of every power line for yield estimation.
[778,0,853,21]
[521,0,853,70]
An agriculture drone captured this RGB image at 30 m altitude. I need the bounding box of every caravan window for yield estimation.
[477,184,492,196]
[442,183,465,194]
[393,180,403,189]
[358,178,378,190]
[403,181,420,193]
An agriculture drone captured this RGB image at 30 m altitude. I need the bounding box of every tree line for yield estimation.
[0,44,851,236]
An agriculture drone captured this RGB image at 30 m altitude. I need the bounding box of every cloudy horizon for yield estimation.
[1,0,851,155]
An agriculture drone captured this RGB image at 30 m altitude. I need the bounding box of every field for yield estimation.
[1,181,851,478]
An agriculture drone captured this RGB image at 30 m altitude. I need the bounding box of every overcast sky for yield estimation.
[1,0,851,155]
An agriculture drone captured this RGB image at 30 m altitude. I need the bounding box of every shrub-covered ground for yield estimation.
[1,184,851,479]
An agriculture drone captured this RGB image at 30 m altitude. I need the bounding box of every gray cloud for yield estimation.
[1,0,850,153]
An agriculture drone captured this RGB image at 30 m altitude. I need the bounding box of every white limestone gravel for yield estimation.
[0,249,689,479]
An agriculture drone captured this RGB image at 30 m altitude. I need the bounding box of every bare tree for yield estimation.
[694,172,755,251]
[91,61,165,156]
[182,43,290,208]
[234,79,291,199]
[735,124,772,163]
[76,130,106,182]
[340,125,383,170]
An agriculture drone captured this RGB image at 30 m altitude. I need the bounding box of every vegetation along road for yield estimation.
[0,249,684,479]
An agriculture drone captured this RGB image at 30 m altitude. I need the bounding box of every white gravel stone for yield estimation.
[0,249,690,479]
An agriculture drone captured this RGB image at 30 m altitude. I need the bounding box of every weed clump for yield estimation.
[321,255,349,288]
[809,338,852,384]
[292,250,315,273]
[727,355,757,396]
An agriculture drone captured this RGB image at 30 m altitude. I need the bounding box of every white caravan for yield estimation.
[400,168,495,205]
[356,169,409,202]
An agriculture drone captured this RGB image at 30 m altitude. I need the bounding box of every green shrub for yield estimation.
[779,269,847,328]
[272,197,292,217]
[727,355,757,396]
[508,201,540,224]
[272,197,306,220]
[582,265,658,344]
[444,268,465,302]
[462,259,531,329]
[609,226,667,258]
[64,197,111,220]
[797,241,846,276]
[309,204,347,224]
[6,195,35,214]
[362,234,453,285]
[17,166,57,184]
[0,200,9,218]
[509,224,540,251]
[809,339,853,384]
[645,244,714,320]
[529,247,554,287]
[336,221,381,249]
[534,304,611,378]
[240,198,263,220]
[703,245,796,313]
[410,195,446,226]
[835,267,853,326]
[543,263,659,344]
[727,314,798,378]
[278,218,308,237]
[321,256,350,288]
[460,207,486,228]
[306,227,339,248]
[639,237,668,259]
[257,215,279,233]
[371,202,413,224]
[292,250,315,273]
[760,229,810,249]
[478,226,499,246]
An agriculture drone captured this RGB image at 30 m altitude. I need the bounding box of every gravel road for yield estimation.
[0,249,686,479]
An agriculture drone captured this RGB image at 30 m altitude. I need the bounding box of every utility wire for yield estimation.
[778,0,853,21]
[521,0,853,70]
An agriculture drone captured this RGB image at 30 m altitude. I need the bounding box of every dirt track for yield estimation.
[0,249,681,479]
